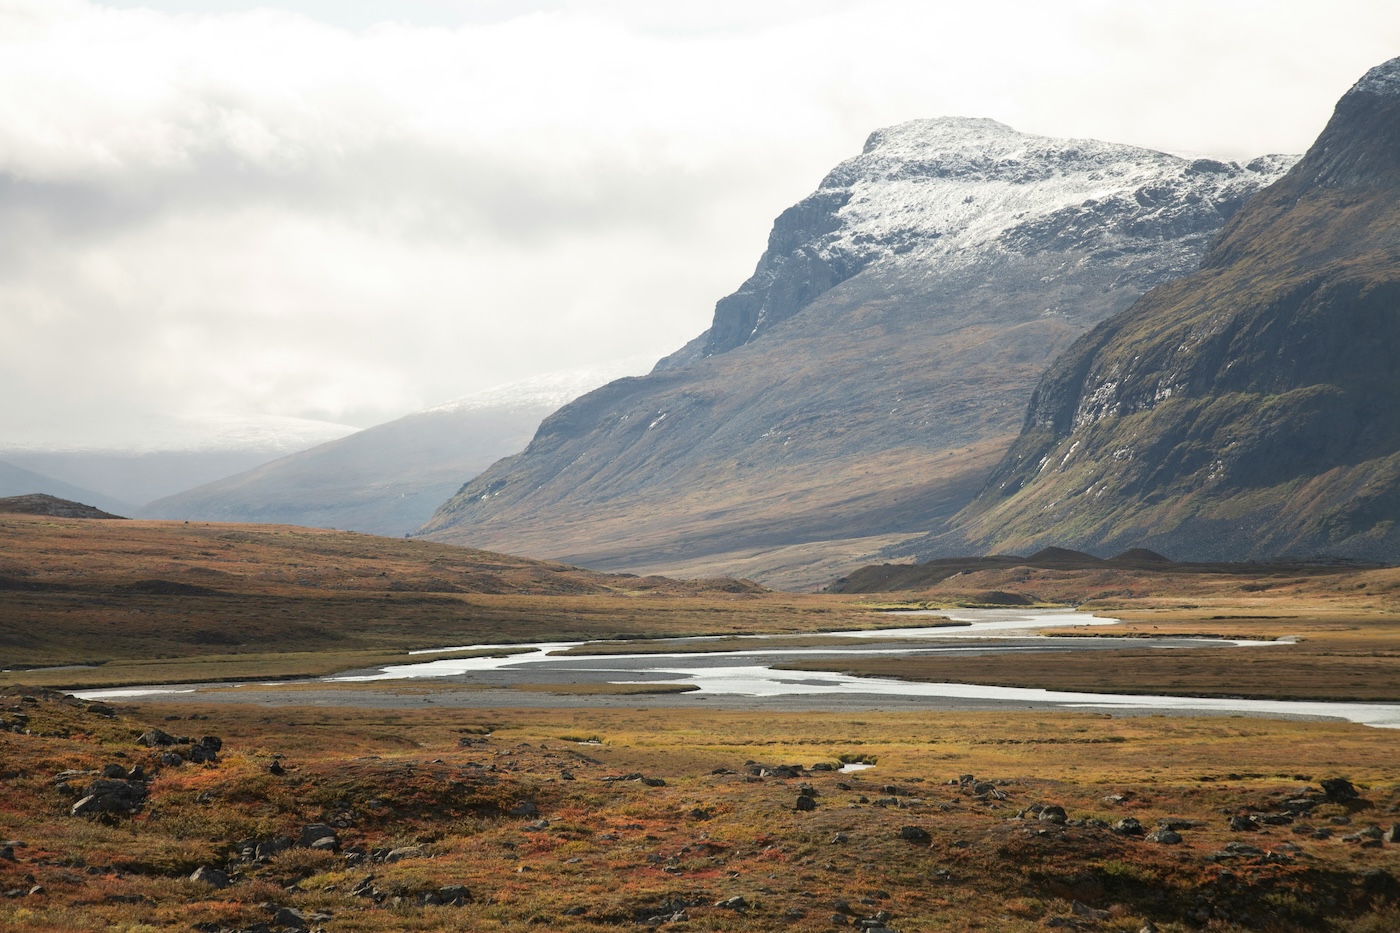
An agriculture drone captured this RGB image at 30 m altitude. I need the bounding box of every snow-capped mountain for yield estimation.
[664,117,1292,364]
[419,118,1295,588]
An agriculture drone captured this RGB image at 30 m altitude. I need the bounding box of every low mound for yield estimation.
[0,494,125,519]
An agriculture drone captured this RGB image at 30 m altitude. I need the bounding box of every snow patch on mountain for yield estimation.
[1353,55,1400,97]
[817,117,1295,271]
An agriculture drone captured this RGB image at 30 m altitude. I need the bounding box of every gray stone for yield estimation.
[898,826,930,843]
[384,845,424,862]
[298,823,338,849]
[189,865,230,888]
[1038,805,1067,824]
[438,884,471,905]
[136,729,176,747]
[272,906,308,929]
[1146,829,1182,845]
[1112,818,1144,836]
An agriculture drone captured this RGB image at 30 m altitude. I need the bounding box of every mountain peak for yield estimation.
[1351,55,1400,98]
[687,118,1296,359]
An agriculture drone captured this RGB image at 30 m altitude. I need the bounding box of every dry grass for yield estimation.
[1,691,1397,932]
[0,515,885,676]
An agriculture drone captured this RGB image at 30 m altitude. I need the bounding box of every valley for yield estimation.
[5,43,1400,933]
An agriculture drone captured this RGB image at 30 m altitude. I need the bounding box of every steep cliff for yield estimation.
[948,58,1400,562]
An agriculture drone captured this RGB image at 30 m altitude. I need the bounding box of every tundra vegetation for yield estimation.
[1,513,1398,930]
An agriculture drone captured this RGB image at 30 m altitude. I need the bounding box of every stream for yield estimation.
[75,608,1400,728]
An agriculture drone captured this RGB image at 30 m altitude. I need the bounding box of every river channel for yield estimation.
[76,608,1400,728]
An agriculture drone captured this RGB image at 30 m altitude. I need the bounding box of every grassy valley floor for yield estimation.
[3,514,1400,930]
[1,690,1398,932]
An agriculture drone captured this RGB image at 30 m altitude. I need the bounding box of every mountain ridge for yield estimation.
[140,362,652,535]
[418,118,1294,588]
[939,56,1400,563]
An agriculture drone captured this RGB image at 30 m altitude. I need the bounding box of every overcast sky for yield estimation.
[3,0,1398,449]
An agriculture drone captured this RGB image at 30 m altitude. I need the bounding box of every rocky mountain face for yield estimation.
[140,366,643,536]
[419,119,1292,587]
[946,57,1400,562]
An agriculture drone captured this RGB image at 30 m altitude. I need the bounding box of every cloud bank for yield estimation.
[2,0,1397,447]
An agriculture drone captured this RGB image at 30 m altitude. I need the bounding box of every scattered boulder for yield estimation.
[384,845,425,863]
[271,906,308,930]
[898,826,930,843]
[71,778,147,816]
[508,800,539,818]
[298,824,339,850]
[189,866,230,888]
[715,895,748,910]
[1146,829,1182,845]
[1112,818,1145,836]
[1322,778,1359,803]
[795,795,817,812]
[136,729,176,747]
[1038,805,1068,825]
[188,736,222,764]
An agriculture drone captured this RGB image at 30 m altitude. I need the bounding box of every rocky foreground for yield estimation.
[2,689,1398,932]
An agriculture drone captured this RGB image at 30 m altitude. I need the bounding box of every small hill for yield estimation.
[0,494,124,519]
[0,459,133,515]
[0,515,880,669]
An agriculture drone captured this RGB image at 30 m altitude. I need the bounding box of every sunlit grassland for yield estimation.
[1,693,1397,932]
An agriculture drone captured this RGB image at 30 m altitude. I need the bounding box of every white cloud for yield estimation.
[1,0,1398,447]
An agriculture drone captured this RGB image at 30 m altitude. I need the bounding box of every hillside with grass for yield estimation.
[946,56,1400,563]
[0,513,890,684]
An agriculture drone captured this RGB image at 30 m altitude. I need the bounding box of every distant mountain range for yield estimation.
[139,362,653,535]
[0,459,130,515]
[940,56,1400,562]
[0,414,358,507]
[417,118,1293,587]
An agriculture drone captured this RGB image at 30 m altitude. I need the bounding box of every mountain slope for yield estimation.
[947,57,1400,561]
[1,414,358,507]
[140,365,647,535]
[419,119,1291,587]
[0,458,133,515]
